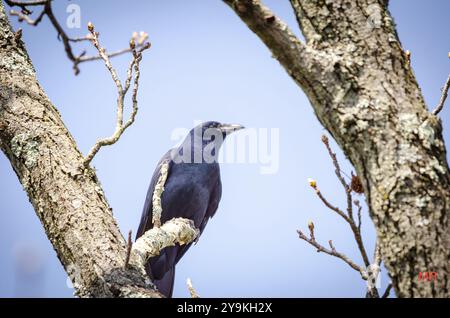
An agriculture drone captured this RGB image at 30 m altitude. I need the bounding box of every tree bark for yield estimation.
[224,0,450,297]
[0,2,163,298]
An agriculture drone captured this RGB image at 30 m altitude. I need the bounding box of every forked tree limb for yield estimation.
[225,0,450,297]
[5,0,148,74]
[0,2,196,298]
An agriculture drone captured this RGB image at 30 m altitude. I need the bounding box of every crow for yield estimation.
[136,121,244,297]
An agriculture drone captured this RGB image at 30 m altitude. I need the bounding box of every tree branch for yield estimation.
[151,160,170,228]
[124,230,133,269]
[432,74,450,116]
[83,23,151,167]
[0,2,183,298]
[297,225,368,280]
[319,136,371,267]
[5,0,148,74]
[10,8,45,25]
[222,0,321,91]
[230,0,450,297]
[130,218,199,270]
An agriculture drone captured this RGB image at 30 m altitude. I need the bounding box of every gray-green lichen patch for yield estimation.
[10,133,40,168]
[418,119,436,149]
[398,112,419,138]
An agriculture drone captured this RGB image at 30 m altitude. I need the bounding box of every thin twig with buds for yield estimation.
[5,0,148,74]
[83,22,151,167]
[315,136,370,267]
[299,135,389,297]
[297,225,367,279]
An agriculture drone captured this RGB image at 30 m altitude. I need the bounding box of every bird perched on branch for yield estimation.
[136,121,244,297]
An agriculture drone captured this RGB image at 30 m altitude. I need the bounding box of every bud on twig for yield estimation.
[308,221,315,240]
[308,178,317,189]
[129,39,136,50]
[87,22,94,32]
[405,50,411,64]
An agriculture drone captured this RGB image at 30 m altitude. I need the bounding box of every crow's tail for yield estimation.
[154,266,175,298]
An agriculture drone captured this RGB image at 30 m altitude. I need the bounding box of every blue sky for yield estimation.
[0,0,449,297]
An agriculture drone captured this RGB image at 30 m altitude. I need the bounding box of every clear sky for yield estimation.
[0,0,449,297]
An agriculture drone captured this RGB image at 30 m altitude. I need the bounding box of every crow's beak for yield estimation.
[219,123,245,134]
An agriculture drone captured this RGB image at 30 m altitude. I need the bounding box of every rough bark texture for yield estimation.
[225,0,449,297]
[0,2,164,298]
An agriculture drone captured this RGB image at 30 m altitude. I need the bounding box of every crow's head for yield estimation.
[194,121,244,141]
[175,121,244,164]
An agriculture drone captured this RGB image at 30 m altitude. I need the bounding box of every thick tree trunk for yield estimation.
[0,2,161,298]
[225,0,450,297]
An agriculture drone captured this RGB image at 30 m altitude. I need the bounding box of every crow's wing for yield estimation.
[136,149,174,241]
[174,177,222,264]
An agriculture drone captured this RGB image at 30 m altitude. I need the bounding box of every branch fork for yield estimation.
[299,135,392,297]
[6,0,149,74]
[82,23,151,167]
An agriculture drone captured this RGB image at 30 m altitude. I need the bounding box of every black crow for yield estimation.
[136,121,244,297]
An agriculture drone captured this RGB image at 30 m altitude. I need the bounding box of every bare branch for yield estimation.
[10,8,45,25]
[130,218,199,270]
[83,23,151,167]
[354,200,363,232]
[313,186,352,224]
[315,136,371,267]
[223,0,319,90]
[187,278,200,298]
[152,160,170,228]
[5,0,48,7]
[297,226,367,280]
[124,230,133,269]
[432,74,450,116]
[6,0,148,74]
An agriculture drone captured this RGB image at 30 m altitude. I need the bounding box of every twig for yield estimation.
[313,136,371,267]
[301,135,382,297]
[10,8,45,25]
[83,23,151,167]
[432,74,450,116]
[313,186,352,224]
[309,181,370,267]
[382,283,393,298]
[354,200,363,232]
[186,278,200,298]
[297,226,368,280]
[152,160,170,228]
[321,135,353,220]
[124,230,133,269]
[6,0,148,75]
